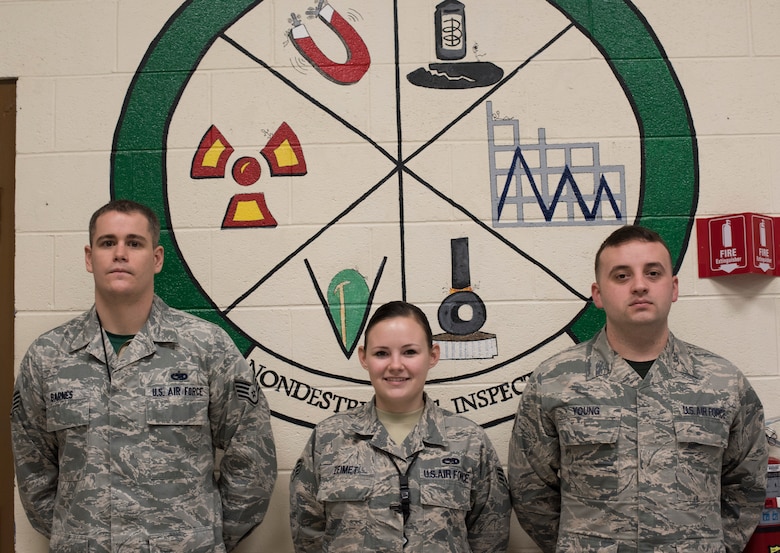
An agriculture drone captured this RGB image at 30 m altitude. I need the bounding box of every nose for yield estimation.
[388,352,403,370]
[631,274,648,293]
[113,243,128,261]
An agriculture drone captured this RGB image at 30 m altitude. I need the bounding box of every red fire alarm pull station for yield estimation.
[696,213,779,278]
[743,458,780,553]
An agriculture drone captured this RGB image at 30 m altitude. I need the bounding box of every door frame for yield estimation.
[1,78,17,553]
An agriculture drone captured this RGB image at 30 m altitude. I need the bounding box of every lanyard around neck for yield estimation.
[97,314,111,383]
[389,451,420,526]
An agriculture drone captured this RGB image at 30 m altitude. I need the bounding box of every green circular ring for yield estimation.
[111,0,697,349]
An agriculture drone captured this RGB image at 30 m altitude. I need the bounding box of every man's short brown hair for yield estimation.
[88,200,161,247]
[594,225,672,276]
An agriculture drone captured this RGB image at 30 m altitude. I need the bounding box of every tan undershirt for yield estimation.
[376,406,424,445]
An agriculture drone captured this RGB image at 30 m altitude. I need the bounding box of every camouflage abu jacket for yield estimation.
[290,394,511,553]
[508,328,767,553]
[11,296,277,552]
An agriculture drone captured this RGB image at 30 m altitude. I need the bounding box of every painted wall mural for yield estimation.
[110,0,698,428]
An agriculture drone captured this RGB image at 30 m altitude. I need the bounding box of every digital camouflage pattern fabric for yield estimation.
[11,296,277,552]
[290,394,510,553]
[508,328,767,553]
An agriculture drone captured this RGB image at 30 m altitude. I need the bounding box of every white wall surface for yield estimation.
[3,1,780,552]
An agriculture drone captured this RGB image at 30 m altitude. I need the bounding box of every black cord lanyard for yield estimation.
[97,315,111,383]
[389,451,420,546]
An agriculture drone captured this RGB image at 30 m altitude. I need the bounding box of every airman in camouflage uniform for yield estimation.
[290,300,510,553]
[509,329,767,552]
[508,226,767,553]
[11,200,277,552]
[290,394,511,553]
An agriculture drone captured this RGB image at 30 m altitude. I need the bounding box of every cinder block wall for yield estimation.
[3,2,779,552]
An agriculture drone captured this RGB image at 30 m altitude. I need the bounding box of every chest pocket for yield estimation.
[316,465,375,552]
[317,465,375,503]
[417,464,472,551]
[144,368,209,426]
[145,395,209,480]
[419,475,471,511]
[146,396,208,426]
[557,407,621,499]
[46,398,90,482]
[674,417,728,502]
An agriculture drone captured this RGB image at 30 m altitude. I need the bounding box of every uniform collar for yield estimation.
[588,327,698,380]
[351,394,447,450]
[65,295,179,363]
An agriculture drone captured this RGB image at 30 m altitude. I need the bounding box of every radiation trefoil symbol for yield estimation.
[191,122,308,228]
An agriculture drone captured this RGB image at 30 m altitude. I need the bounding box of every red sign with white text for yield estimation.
[697,213,777,278]
[750,214,776,273]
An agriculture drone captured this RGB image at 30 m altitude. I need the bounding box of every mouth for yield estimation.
[384,377,410,383]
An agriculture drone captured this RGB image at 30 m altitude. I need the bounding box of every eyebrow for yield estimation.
[95,233,149,243]
[608,261,666,273]
[370,343,422,350]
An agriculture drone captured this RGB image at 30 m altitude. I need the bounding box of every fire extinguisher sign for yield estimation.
[707,215,748,274]
[696,213,778,277]
[752,215,776,272]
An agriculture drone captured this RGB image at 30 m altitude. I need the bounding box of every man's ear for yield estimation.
[85,245,94,274]
[154,245,164,274]
[591,281,603,309]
